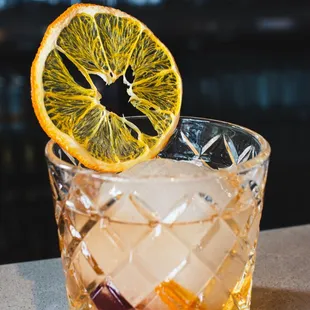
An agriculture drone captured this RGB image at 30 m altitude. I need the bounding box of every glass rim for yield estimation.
[45,116,271,183]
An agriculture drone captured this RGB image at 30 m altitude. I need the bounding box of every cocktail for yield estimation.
[46,116,269,310]
[31,4,270,310]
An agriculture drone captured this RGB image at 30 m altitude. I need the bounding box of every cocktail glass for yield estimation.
[45,116,270,310]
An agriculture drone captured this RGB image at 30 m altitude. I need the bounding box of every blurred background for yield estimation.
[0,0,309,264]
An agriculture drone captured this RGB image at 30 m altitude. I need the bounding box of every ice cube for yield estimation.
[97,159,240,223]
[121,158,209,178]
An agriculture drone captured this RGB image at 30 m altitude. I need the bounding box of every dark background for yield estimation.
[0,0,309,265]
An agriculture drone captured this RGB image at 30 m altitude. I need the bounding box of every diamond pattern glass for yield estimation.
[45,117,270,310]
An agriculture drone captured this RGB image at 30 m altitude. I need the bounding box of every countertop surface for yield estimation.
[0,225,310,310]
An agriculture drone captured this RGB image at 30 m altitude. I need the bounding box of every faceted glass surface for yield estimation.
[46,117,270,310]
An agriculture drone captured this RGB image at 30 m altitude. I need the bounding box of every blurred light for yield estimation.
[106,0,117,5]
[127,0,162,5]
[0,0,6,10]
[47,0,62,4]
[258,74,268,110]
[256,17,295,31]
[127,0,146,5]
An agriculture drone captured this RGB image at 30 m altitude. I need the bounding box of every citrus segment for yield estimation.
[71,106,104,145]
[43,49,96,98]
[130,98,174,135]
[86,114,147,162]
[44,95,92,134]
[95,13,142,78]
[56,14,110,84]
[31,4,182,172]
[130,29,173,82]
[131,70,181,113]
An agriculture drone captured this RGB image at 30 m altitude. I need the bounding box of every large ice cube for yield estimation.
[121,158,208,178]
[97,159,240,223]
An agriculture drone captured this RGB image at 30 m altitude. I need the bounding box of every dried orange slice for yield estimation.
[31,3,182,172]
